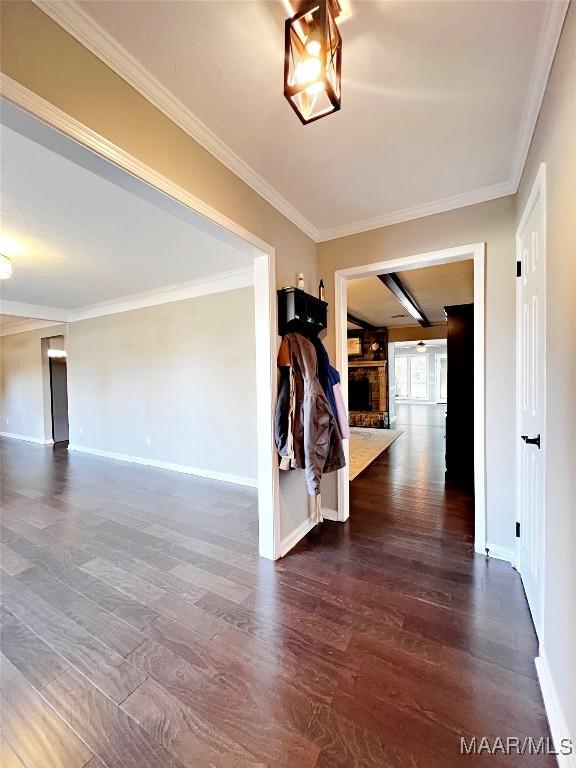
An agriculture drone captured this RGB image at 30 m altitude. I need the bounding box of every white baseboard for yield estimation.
[535,652,576,767]
[321,507,340,522]
[485,541,516,565]
[67,444,257,488]
[278,516,316,558]
[0,431,53,445]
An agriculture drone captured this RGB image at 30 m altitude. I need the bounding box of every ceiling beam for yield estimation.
[347,312,378,331]
[377,273,431,327]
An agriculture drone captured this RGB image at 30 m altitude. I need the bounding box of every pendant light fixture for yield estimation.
[0,254,12,279]
[416,341,427,354]
[284,0,342,125]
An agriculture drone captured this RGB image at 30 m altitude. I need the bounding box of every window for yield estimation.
[395,355,429,400]
[395,356,408,398]
[436,353,447,403]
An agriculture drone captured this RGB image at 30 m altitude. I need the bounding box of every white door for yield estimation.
[516,165,546,640]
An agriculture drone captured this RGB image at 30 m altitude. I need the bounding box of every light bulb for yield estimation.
[306,39,321,57]
[296,55,321,85]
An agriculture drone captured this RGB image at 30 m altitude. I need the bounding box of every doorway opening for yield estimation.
[335,243,486,554]
[47,336,69,446]
[2,90,280,561]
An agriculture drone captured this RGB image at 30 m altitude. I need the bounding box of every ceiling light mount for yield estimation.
[284,0,342,125]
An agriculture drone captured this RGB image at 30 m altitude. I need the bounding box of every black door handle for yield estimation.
[521,434,541,449]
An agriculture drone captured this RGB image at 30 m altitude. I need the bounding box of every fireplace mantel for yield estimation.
[348,360,387,368]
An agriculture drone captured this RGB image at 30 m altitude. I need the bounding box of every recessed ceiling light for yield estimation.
[0,254,12,280]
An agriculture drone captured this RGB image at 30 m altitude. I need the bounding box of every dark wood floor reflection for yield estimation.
[0,428,552,767]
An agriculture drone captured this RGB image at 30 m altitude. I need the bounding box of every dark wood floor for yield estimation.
[0,429,553,767]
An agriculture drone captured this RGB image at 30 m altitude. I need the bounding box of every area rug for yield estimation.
[349,427,403,480]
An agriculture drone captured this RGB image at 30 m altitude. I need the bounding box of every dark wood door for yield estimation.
[445,303,474,486]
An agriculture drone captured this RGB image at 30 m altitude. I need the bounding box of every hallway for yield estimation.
[1,436,553,767]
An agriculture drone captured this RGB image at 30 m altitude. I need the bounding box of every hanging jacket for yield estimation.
[275,332,346,498]
[310,336,350,439]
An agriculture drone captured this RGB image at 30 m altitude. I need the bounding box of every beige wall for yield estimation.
[516,5,576,739]
[0,324,67,441]
[0,1,316,541]
[67,289,257,482]
[318,196,517,550]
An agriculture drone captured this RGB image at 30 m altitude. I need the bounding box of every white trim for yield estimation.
[509,2,570,190]
[535,653,576,768]
[0,75,281,561]
[0,319,63,337]
[27,0,568,244]
[0,268,253,323]
[321,507,339,522]
[318,181,515,242]
[515,161,547,642]
[68,444,257,488]
[31,2,319,243]
[0,300,70,322]
[0,431,54,445]
[335,243,487,555]
[72,266,253,321]
[278,516,316,558]
[485,542,515,566]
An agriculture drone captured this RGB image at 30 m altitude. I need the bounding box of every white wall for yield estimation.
[66,287,257,484]
[0,324,67,442]
[318,196,516,550]
[516,4,576,747]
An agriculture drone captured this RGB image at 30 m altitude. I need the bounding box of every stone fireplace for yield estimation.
[348,360,389,428]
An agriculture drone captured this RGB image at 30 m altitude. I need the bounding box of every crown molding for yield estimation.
[0,300,70,322]
[0,318,63,337]
[317,179,516,242]
[71,265,254,322]
[0,266,253,329]
[18,0,572,245]
[509,0,569,190]
[33,0,319,243]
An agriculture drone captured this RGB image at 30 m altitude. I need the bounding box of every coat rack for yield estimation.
[277,287,328,338]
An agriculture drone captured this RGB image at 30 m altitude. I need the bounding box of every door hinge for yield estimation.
[516,522,521,538]
[516,261,522,277]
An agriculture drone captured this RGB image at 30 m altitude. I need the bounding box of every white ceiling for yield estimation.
[347,260,473,327]
[38,0,564,240]
[0,101,256,316]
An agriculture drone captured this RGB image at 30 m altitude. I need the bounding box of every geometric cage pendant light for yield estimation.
[284,0,342,125]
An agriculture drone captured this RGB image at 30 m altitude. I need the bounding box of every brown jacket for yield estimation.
[275,333,346,496]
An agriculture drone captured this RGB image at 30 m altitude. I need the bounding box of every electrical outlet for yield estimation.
[146,436,152,446]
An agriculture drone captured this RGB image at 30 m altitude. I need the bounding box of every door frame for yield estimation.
[2,76,282,561]
[515,162,547,641]
[335,242,487,555]
[435,352,448,404]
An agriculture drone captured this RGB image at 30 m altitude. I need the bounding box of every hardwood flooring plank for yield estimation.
[1,575,146,703]
[17,566,146,658]
[0,654,93,768]
[0,606,67,689]
[42,671,185,768]
[125,640,318,767]
[0,544,33,576]
[79,558,167,604]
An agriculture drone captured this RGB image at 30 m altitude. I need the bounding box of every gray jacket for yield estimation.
[275,333,346,496]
